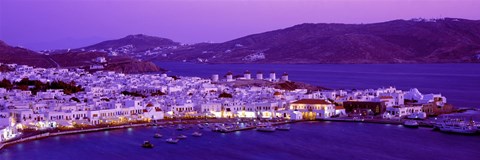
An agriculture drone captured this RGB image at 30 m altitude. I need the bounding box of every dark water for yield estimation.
[2,122,479,160]
[156,62,480,108]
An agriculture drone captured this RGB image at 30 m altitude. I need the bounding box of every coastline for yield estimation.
[319,118,435,128]
[0,118,435,150]
[0,123,149,150]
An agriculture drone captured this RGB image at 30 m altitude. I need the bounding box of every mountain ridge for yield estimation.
[0,41,164,73]
[154,18,480,63]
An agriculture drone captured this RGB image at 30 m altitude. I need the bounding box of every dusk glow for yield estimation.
[1,0,480,50]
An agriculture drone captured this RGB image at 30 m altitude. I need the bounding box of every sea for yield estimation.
[1,63,479,160]
[155,62,480,108]
[1,122,479,160]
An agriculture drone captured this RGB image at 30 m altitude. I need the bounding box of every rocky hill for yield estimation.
[0,40,57,67]
[157,18,480,63]
[0,41,164,73]
[76,34,181,59]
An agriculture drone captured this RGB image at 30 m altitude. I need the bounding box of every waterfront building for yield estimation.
[382,105,423,119]
[200,103,222,118]
[0,126,17,142]
[334,106,347,117]
[289,99,335,120]
[343,101,387,116]
[422,100,454,116]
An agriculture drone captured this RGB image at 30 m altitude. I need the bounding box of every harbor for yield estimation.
[2,112,479,151]
[2,121,480,160]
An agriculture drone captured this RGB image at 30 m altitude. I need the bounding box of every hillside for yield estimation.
[77,34,181,58]
[0,40,57,67]
[0,41,163,73]
[156,18,480,63]
[3,18,480,66]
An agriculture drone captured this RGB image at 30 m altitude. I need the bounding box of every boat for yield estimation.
[166,138,179,144]
[403,120,419,128]
[212,125,228,132]
[177,134,188,139]
[176,124,185,131]
[141,141,154,148]
[197,124,204,129]
[192,131,202,137]
[257,126,276,132]
[153,133,163,138]
[276,125,290,131]
[434,118,477,134]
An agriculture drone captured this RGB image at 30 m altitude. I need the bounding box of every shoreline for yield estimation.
[0,117,466,150]
[319,118,434,128]
[0,123,149,150]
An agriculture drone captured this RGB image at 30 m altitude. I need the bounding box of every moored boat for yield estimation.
[434,118,477,134]
[176,124,185,131]
[177,134,188,139]
[192,131,202,137]
[166,138,179,144]
[141,141,154,148]
[153,133,163,138]
[403,120,419,128]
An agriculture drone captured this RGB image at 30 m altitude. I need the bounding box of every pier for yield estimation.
[215,120,303,133]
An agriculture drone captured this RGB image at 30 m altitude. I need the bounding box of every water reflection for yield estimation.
[2,122,480,160]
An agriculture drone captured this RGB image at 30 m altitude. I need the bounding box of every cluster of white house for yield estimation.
[0,64,453,142]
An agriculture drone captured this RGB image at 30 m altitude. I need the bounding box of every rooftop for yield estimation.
[291,99,331,105]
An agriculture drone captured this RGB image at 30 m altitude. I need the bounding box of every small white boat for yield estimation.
[166,138,179,144]
[257,126,276,132]
[403,120,419,128]
[176,124,185,131]
[153,133,163,138]
[212,126,228,132]
[197,124,204,129]
[177,134,187,139]
[276,125,290,131]
[192,131,202,137]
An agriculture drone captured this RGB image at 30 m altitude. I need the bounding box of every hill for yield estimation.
[0,40,163,73]
[77,34,181,58]
[157,18,480,63]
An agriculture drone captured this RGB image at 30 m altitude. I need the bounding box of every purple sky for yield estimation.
[1,0,479,50]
